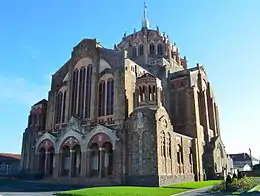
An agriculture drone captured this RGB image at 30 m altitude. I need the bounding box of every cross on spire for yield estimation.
[142,1,149,29]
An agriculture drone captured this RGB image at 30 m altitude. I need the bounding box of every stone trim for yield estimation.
[34,132,56,153]
[85,125,119,150]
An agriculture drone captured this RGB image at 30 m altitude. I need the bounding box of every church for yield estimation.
[21,3,228,186]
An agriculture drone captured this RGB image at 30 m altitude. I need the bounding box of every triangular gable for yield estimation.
[66,115,83,134]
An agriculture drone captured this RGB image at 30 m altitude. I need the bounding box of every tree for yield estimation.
[253,164,260,171]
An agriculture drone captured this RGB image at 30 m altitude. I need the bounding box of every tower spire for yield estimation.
[142,1,149,29]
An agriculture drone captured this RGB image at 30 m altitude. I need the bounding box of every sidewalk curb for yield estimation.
[171,186,213,196]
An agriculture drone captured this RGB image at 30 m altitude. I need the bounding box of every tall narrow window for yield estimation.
[160,131,165,157]
[189,147,193,173]
[139,86,143,102]
[106,80,111,115]
[106,79,114,115]
[150,43,155,54]
[111,80,114,114]
[152,86,156,101]
[98,81,105,116]
[72,69,79,115]
[198,92,203,125]
[157,43,163,55]
[161,131,166,157]
[85,65,92,118]
[56,92,63,124]
[149,85,152,100]
[133,47,137,57]
[78,67,86,119]
[102,81,106,116]
[142,86,146,101]
[55,93,60,124]
[139,44,144,56]
[177,144,182,164]
[58,93,63,123]
[62,91,67,123]
[167,133,171,158]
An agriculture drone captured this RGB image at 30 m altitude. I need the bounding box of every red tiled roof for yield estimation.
[0,153,21,160]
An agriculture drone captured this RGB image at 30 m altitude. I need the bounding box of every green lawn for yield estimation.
[57,180,221,196]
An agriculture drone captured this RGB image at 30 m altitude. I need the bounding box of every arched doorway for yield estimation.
[102,142,113,177]
[89,143,99,177]
[46,147,54,176]
[38,148,46,175]
[61,146,70,176]
[71,144,81,177]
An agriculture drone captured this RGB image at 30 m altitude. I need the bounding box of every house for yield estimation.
[229,153,259,172]
[0,153,21,177]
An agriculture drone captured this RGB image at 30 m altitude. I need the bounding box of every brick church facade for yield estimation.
[21,4,228,186]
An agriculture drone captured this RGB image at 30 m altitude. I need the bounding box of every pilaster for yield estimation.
[69,149,75,178]
[80,151,87,177]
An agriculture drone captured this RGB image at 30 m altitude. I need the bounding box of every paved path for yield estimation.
[0,181,86,196]
[172,186,231,196]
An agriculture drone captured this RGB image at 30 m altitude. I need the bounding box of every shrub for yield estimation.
[210,177,257,193]
[233,173,238,180]
[253,164,260,171]
[228,177,258,192]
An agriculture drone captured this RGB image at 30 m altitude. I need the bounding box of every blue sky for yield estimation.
[0,0,260,158]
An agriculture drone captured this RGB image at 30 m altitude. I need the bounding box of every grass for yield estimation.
[56,180,221,196]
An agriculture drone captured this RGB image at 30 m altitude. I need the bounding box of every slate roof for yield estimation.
[229,153,259,162]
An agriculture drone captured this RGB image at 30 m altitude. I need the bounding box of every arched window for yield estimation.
[177,144,182,164]
[152,86,156,101]
[139,44,144,56]
[142,86,146,101]
[139,86,143,102]
[189,147,193,173]
[78,67,86,119]
[85,65,92,118]
[98,81,106,116]
[106,79,114,115]
[56,92,63,124]
[167,133,171,158]
[157,43,163,55]
[72,69,79,115]
[62,90,67,123]
[148,85,152,100]
[161,131,166,157]
[150,43,155,55]
[133,46,137,57]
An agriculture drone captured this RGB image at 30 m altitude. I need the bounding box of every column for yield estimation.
[34,153,39,174]
[44,151,50,176]
[80,151,87,178]
[53,153,59,178]
[86,149,91,179]
[58,153,63,177]
[69,149,75,178]
[99,148,104,178]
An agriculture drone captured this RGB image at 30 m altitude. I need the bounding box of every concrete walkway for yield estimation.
[0,181,86,196]
[172,186,244,196]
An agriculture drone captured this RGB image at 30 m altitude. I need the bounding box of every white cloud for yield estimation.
[0,76,49,106]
